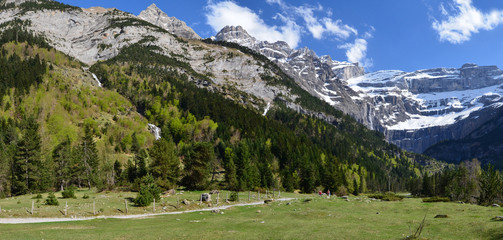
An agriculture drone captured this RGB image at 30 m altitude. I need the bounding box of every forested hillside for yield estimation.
[0,13,441,199]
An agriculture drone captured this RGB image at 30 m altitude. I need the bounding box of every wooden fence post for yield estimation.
[226,192,228,202]
[65,201,68,216]
[258,190,260,200]
[125,200,128,214]
[177,196,179,208]
[31,200,34,215]
[93,200,96,215]
[248,191,250,201]
[216,192,219,205]
[153,198,156,212]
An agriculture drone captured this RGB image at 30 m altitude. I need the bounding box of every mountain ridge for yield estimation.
[213,24,503,157]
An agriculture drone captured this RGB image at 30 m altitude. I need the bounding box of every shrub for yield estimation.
[45,192,59,206]
[368,192,404,201]
[61,187,76,199]
[422,197,450,203]
[229,191,239,202]
[32,193,43,199]
[336,185,348,196]
[82,194,90,199]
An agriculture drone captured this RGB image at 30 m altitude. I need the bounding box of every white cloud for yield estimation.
[295,6,325,39]
[433,0,503,44]
[323,18,358,39]
[206,1,301,48]
[338,38,373,68]
[294,5,357,40]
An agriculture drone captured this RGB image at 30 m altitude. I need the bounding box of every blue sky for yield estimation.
[59,0,503,72]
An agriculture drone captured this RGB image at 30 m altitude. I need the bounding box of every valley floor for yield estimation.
[0,191,502,239]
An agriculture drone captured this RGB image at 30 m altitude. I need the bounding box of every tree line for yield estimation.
[409,159,503,205]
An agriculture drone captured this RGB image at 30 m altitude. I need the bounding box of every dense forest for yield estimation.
[409,159,503,205]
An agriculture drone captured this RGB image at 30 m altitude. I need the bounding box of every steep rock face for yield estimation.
[138,3,200,40]
[424,107,503,166]
[348,65,503,153]
[214,25,366,123]
[0,3,299,117]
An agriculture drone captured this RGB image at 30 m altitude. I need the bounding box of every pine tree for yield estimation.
[113,160,123,184]
[223,147,238,190]
[79,126,99,189]
[479,164,501,206]
[135,149,148,179]
[149,138,179,189]
[353,178,359,196]
[11,116,42,195]
[52,137,72,191]
[181,142,212,190]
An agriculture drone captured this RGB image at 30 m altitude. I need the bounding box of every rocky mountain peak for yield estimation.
[215,25,256,47]
[138,3,200,39]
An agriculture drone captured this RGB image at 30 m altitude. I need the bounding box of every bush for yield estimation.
[82,194,90,199]
[229,191,239,202]
[61,187,76,199]
[32,193,43,199]
[368,192,404,201]
[422,197,450,203]
[134,174,161,207]
[45,192,59,206]
[336,185,348,196]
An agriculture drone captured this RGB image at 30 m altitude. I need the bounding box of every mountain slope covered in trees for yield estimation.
[0,0,446,198]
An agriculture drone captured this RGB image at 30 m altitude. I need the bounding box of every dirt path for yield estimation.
[0,198,295,224]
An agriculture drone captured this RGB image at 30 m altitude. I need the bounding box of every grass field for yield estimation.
[0,191,502,239]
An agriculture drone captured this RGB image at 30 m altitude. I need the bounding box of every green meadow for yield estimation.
[0,191,502,239]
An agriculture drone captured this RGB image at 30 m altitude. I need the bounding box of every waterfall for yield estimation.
[91,73,103,88]
[263,102,271,116]
[148,123,162,140]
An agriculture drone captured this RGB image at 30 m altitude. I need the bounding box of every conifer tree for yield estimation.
[223,147,238,190]
[181,142,212,190]
[149,138,179,188]
[52,137,72,191]
[479,165,501,206]
[11,116,42,195]
[79,126,99,189]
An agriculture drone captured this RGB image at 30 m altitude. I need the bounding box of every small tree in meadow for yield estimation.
[45,192,59,206]
[134,174,161,207]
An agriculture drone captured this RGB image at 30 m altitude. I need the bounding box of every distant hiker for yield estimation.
[318,191,322,196]
[327,189,331,198]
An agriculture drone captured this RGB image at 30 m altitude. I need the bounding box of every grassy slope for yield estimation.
[0,42,154,163]
[0,195,502,239]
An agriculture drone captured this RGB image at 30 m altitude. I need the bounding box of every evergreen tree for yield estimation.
[479,165,501,206]
[223,147,238,190]
[181,142,212,190]
[353,178,359,196]
[113,160,123,184]
[135,149,148,179]
[52,137,72,191]
[149,138,179,188]
[126,159,136,183]
[134,174,161,207]
[11,116,42,195]
[79,126,99,189]
[421,173,433,197]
